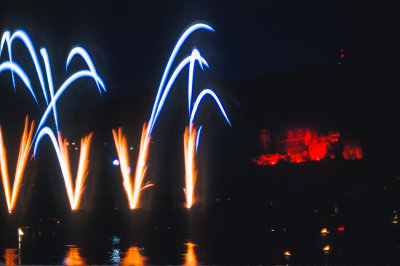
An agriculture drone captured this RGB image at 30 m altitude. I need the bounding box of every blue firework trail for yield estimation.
[0,29,105,150]
[1,29,105,210]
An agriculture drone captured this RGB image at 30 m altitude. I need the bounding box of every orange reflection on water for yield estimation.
[63,245,86,266]
[121,246,147,266]
[3,248,19,265]
[183,242,198,266]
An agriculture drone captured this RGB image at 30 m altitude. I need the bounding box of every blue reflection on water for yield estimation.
[109,248,121,264]
[111,235,120,245]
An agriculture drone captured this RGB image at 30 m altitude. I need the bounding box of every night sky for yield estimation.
[1,0,395,98]
[1,0,397,130]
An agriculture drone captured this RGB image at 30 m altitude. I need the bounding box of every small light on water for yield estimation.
[320,228,329,236]
[18,228,23,250]
[323,245,330,255]
[111,236,120,245]
[284,250,291,260]
[109,249,120,264]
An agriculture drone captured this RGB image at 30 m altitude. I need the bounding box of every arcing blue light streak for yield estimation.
[33,126,70,184]
[0,31,14,86]
[1,29,105,140]
[1,30,48,104]
[195,125,202,154]
[143,23,229,159]
[0,61,37,103]
[66,47,104,95]
[37,47,105,134]
[189,89,231,126]
[151,53,208,135]
[33,69,105,143]
[146,23,214,139]
[188,49,206,122]
[40,48,59,131]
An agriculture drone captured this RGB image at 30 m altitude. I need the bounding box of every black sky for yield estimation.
[1,0,395,101]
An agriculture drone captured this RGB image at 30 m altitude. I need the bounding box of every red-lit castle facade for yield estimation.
[254,128,363,165]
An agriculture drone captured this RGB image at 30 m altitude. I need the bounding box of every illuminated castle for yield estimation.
[254,128,362,165]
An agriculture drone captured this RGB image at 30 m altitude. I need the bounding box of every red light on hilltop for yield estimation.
[253,154,280,165]
[259,129,270,153]
[254,128,362,165]
[343,141,363,160]
[280,129,339,163]
[308,142,328,161]
[337,227,345,231]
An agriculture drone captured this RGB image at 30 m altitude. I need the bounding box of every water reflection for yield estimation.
[63,245,86,265]
[183,242,198,266]
[120,246,147,266]
[3,248,20,265]
[109,248,121,264]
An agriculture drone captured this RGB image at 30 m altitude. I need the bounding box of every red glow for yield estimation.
[259,129,270,153]
[308,142,328,161]
[343,141,363,160]
[281,129,339,163]
[254,128,362,165]
[253,154,279,165]
[337,227,345,231]
[340,54,344,58]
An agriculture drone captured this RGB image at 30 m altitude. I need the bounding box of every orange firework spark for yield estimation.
[0,116,34,214]
[112,123,153,209]
[57,132,93,210]
[184,125,198,209]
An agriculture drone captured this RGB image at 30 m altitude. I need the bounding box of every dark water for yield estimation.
[2,159,400,265]
[1,209,400,265]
